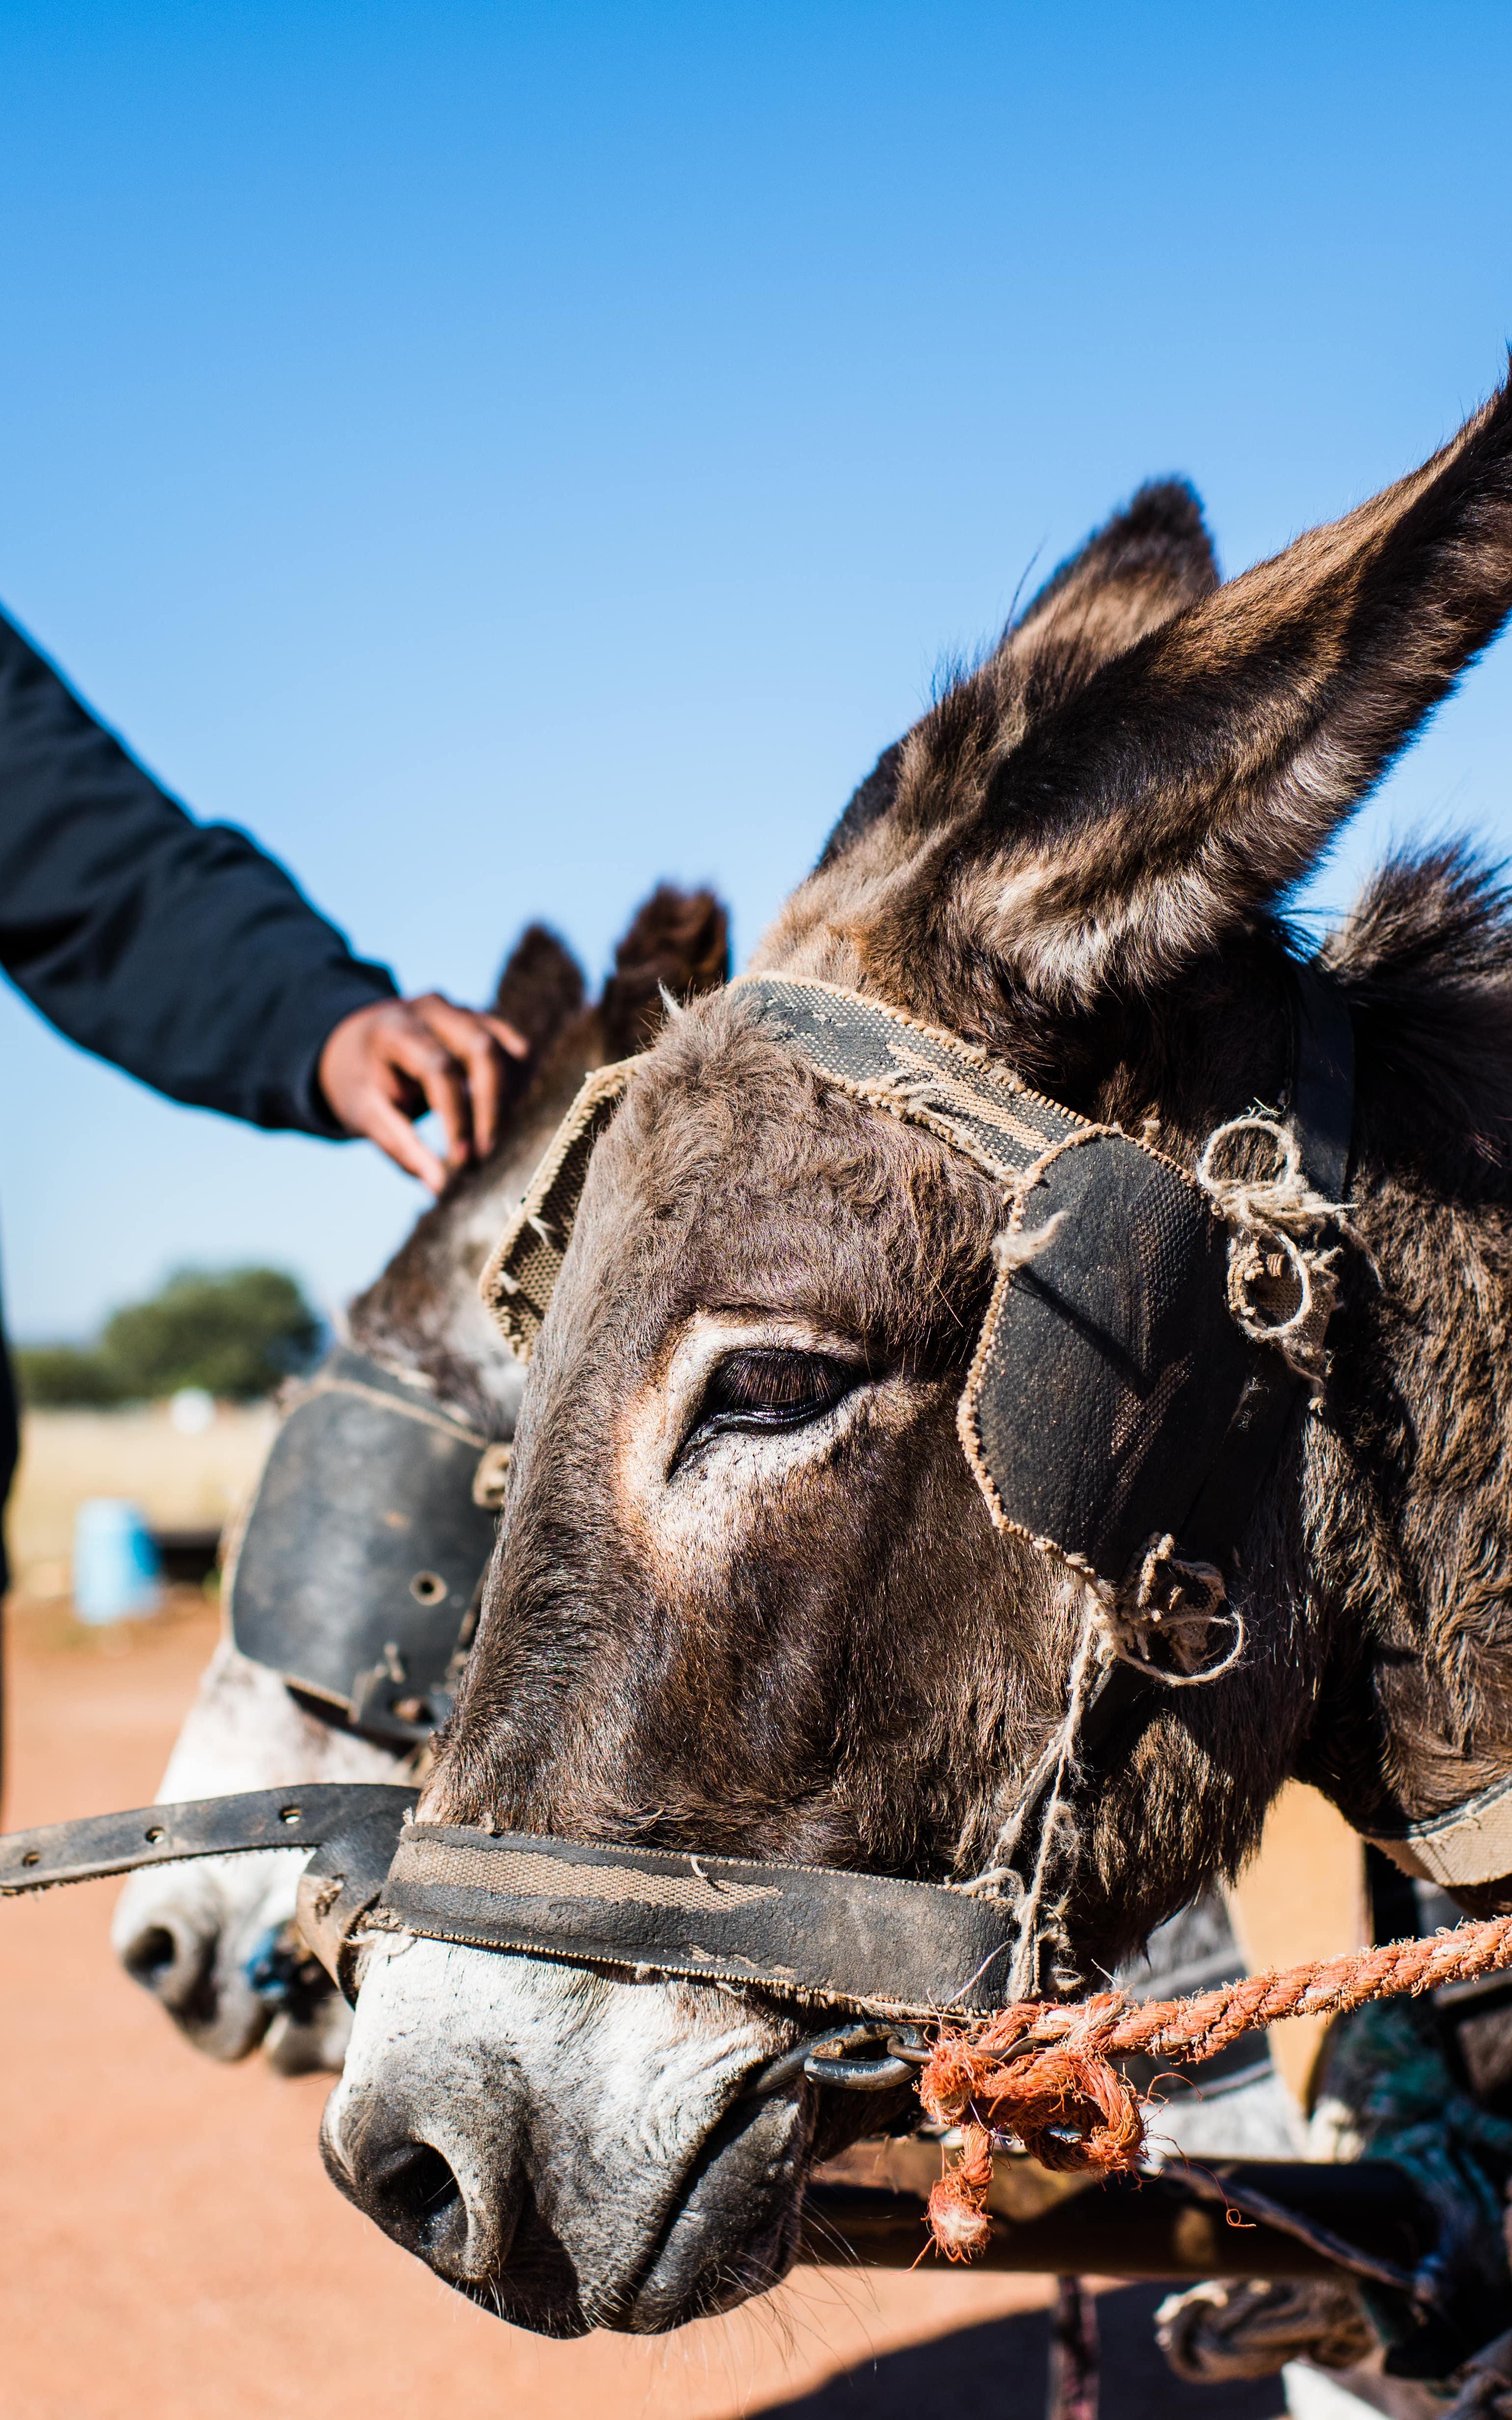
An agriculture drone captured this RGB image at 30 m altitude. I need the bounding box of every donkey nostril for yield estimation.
[119,1920,219,2026]
[323,2102,515,2281]
[376,2141,465,2256]
[122,1925,180,1990]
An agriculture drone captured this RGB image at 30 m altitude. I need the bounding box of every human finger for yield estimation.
[381,1006,475,1168]
[406,993,518,1159]
[350,1081,451,1191]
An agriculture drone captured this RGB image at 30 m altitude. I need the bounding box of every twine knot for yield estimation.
[912,1914,1512,2259]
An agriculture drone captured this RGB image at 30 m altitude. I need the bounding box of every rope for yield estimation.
[959,1608,1100,2002]
[1195,1113,1354,1390]
[917,1913,1512,2258]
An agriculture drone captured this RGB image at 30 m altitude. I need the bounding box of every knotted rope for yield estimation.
[1196,1112,1355,1391]
[918,1913,1512,2258]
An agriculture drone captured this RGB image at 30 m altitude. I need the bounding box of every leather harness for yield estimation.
[0,962,1360,2042]
[227,1346,505,1744]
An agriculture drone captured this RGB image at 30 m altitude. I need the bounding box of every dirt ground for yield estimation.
[0,1596,1291,2420]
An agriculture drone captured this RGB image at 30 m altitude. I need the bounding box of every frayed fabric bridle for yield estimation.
[0,966,1364,2086]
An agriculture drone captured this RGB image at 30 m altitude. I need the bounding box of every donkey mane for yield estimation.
[1329,843,1512,1173]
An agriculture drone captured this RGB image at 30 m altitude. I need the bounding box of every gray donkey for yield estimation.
[113,886,729,2067]
[323,369,1512,2337]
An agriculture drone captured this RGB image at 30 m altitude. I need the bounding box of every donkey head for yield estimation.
[113,886,729,2070]
[326,375,1512,2331]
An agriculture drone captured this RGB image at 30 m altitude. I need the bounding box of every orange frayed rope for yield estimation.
[917,1912,1512,2259]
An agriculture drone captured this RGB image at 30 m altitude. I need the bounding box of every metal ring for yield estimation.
[742,2021,928,2102]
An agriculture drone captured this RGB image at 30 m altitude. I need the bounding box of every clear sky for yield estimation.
[1,0,1510,1340]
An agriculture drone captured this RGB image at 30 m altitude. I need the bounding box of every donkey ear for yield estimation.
[1003,477,1219,684]
[598,884,731,1056]
[815,483,1216,875]
[491,924,586,1058]
[942,369,1512,1007]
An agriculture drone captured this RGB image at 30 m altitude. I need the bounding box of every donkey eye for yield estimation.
[676,1349,859,1467]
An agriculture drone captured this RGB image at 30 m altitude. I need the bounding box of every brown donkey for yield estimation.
[324,370,1512,2335]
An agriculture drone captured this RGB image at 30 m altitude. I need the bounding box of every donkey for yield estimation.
[323,369,1512,2335]
[111,886,729,2069]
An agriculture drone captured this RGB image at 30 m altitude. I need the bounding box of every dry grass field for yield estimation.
[6,1401,278,1598]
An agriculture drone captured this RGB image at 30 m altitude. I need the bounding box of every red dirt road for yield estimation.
[0,1603,1285,2419]
[0,1603,1055,2419]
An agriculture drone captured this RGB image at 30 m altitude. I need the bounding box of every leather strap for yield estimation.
[1177,962,1355,1572]
[0,1784,414,1894]
[1366,1769,1512,1891]
[229,1346,501,1742]
[0,1788,1023,2020]
[1291,961,1356,1203]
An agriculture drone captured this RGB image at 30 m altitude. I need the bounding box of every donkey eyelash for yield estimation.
[673,1349,860,1470]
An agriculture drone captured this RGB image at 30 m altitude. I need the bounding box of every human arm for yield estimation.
[0,603,520,1175]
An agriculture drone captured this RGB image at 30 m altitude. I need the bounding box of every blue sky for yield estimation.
[1,1,1510,1338]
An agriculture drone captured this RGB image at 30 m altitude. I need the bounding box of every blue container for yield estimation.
[72,1498,163,1624]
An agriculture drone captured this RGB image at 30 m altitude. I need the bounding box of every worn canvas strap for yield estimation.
[0,1788,1020,2020]
[1366,1771,1512,1891]
[480,1061,643,1359]
[372,1823,1021,2018]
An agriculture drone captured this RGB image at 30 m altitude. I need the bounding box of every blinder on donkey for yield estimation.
[224,1344,505,1747]
[457,961,1357,2015]
[0,950,1358,2068]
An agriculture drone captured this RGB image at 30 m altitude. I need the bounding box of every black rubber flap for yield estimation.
[229,1349,499,1724]
[378,1825,1022,2019]
[963,1134,1254,1581]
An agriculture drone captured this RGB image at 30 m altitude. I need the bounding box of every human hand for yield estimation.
[318,993,529,1191]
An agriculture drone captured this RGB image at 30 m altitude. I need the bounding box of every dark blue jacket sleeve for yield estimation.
[0,605,397,1134]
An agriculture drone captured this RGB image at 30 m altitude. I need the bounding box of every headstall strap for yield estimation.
[228,1346,504,1744]
[0,1785,1024,2023]
[368,1823,1024,2019]
[0,1784,415,1896]
[480,1059,644,1360]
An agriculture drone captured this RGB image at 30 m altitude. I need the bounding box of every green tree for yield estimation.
[97,1267,324,1402]
[12,1344,123,1407]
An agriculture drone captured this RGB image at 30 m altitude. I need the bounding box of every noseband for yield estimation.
[0,965,1355,2061]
